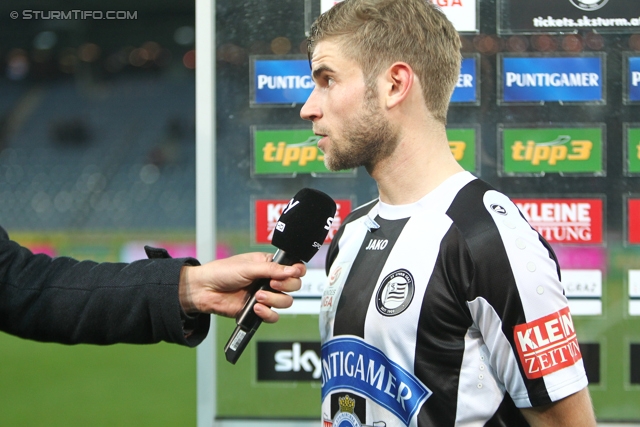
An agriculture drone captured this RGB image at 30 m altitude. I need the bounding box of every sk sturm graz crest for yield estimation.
[375,269,415,317]
[569,0,609,11]
[325,395,387,427]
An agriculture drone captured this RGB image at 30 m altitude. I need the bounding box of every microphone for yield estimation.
[224,188,337,364]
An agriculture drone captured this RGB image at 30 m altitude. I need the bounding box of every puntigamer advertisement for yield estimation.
[499,55,604,104]
[498,0,640,34]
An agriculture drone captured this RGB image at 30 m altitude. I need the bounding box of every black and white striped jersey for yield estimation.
[319,172,588,427]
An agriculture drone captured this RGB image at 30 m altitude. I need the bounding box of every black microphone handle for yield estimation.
[224,249,301,364]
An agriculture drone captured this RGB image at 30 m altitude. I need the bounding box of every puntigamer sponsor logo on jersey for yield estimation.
[447,127,477,172]
[513,198,603,244]
[628,57,640,102]
[502,127,603,174]
[514,307,582,379]
[451,57,477,103]
[501,56,603,103]
[252,128,352,175]
[255,198,351,245]
[253,59,314,105]
[321,337,432,425]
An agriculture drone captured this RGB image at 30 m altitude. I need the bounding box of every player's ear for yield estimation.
[384,62,413,109]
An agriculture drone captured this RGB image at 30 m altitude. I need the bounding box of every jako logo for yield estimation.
[366,239,388,250]
[275,343,321,379]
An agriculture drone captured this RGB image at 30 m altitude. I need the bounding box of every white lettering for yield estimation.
[456,73,473,88]
[506,72,599,88]
[384,373,397,398]
[396,383,413,410]
[545,318,563,343]
[324,217,334,231]
[366,360,386,389]
[275,350,293,372]
[366,239,389,250]
[283,198,299,214]
[275,344,321,379]
[257,74,315,90]
[517,328,537,351]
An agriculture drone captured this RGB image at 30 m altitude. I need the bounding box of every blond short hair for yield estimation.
[307,0,462,124]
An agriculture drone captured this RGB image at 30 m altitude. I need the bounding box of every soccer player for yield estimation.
[301,0,596,425]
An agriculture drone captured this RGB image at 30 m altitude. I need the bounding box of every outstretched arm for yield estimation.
[179,252,305,322]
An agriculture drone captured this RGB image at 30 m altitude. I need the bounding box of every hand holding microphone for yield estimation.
[224,188,336,364]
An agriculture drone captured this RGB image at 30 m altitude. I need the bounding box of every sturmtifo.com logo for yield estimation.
[569,0,609,11]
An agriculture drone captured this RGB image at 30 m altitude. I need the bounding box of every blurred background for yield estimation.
[0,1,199,425]
[1,0,640,425]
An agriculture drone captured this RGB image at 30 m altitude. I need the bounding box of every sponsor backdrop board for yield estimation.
[447,126,480,173]
[624,55,640,105]
[499,125,605,176]
[498,54,605,105]
[251,126,354,177]
[513,198,604,245]
[250,56,314,107]
[314,0,479,33]
[625,123,640,175]
[498,0,640,34]
[207,0,640,423]
[451,56,480,105]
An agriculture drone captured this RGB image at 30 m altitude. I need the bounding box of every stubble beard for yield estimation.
[322,86,399,172]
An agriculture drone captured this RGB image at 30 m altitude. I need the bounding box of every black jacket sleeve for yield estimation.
[0,226,210,346]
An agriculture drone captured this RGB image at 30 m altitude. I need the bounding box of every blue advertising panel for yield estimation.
[451,56,479,105]
[500,55,605,104]
[251,57,314,107]
[627,56,640,104]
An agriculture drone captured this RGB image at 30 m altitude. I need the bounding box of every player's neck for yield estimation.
[371,127,464,206]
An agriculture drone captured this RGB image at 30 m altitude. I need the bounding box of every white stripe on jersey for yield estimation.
[364,209,453,369]
[481,190,588,406]
[466,297,530,410]
[455,313,507,426]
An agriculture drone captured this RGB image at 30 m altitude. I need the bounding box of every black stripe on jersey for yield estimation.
[325,199,378,276]
[446,179,552,406]
[415,224,475,427]
[333,217,410,338]
[484,394,529,427]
